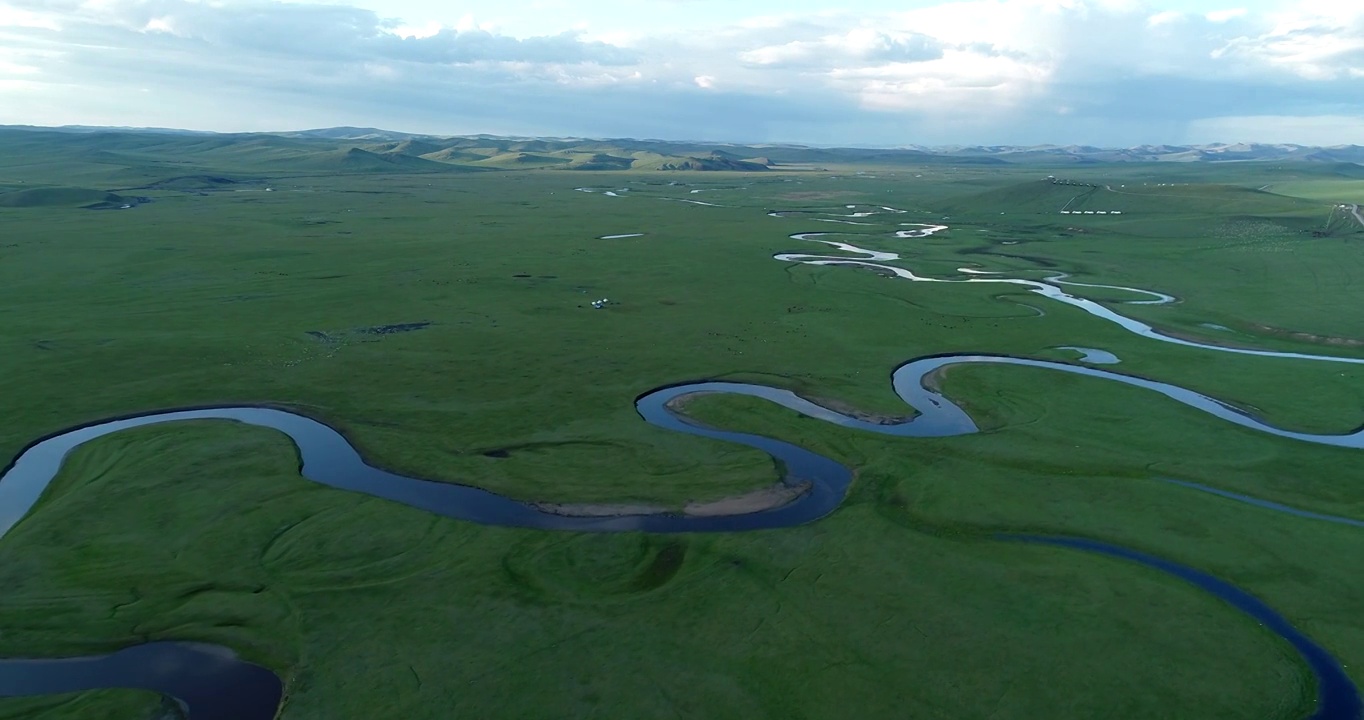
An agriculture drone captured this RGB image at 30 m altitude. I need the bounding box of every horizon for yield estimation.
[5,122,1364,152]
[2,0,1362,147]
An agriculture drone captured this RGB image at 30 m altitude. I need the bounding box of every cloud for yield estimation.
[1146,11,1184,27]
[1205,8,1248,23]
[740,28,943,69]
[0,0,1363,145]
[1214,5,1364,80]
[0,3,59,30]
[3,0,638,66]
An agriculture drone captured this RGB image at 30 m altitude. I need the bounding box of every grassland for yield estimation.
[1,131,1362,719]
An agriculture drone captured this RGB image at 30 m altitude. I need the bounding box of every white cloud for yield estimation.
[828,49,1051,113]
[1205,8,1247,23]
[1215,4,1364,79]
[740,28,942,68]
[0,58,38,75]
[0,3,60,30]
[385,20,443,40]
[0,0,1362,145]
[7,0,636,66]
[142,16,174,34]
[1147,11,1184,27]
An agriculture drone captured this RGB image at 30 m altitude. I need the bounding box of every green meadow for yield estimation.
[1,130,1363,718]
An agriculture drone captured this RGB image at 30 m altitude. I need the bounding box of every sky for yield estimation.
[1,0,1362,147]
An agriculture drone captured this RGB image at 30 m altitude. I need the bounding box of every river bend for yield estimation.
[1,355,1361,718]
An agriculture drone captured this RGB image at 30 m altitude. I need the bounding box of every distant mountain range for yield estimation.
[928,142,1364,164]
[2,124,1362,172]
[277,128,1364,165]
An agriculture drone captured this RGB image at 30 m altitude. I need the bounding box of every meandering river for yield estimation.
[2,354,1362,718]
[775,229,1364,366]
[2,202,1362,719]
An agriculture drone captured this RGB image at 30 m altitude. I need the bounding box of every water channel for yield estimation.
[3,205,1362,718]
[2,354,1361,718]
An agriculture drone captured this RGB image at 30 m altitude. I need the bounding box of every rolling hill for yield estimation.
[0,125,1360,196]
[0,186,130,209]
[470,152,573,168]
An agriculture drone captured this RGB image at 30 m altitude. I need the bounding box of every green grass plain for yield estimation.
[1,134,1363,718]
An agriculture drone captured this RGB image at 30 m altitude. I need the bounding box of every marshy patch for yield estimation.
[137,175,245,192]
[0,186,147,210]
[774,191,861,201]
[292,322,432,366]
[89,196,153,211]
[360,322,432,335]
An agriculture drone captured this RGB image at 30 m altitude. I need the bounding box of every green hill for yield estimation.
[279,147,471,173]
[420,148,486,164]
[566,153,635,171]
[365,139,447,157]
[472,152,572,168]
[505,140,556,153]
[136,175,246,192]
[654,154,770,172]
[1328,163,1364,179]
[0,186,128,209]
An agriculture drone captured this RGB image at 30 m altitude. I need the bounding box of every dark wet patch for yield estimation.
[512,274,532,278]
[311,275,346,280]
[33,340,55,351]
[631,541,686,591]
[538,275,557,279]
[957,247,1058,268]
[493,439,621,455]
[359,322,432,335]
[135,175,242,192]
[86,196,153,211]
[483,450,511,459]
